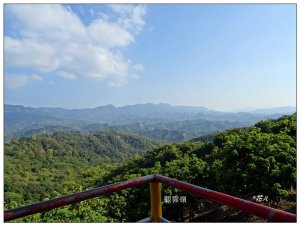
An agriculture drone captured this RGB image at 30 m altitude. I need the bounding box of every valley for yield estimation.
[4,106,296,222]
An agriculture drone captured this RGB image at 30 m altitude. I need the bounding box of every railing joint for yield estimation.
[4,174,296,222]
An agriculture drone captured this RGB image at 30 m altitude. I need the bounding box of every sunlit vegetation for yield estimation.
[4,114,296,222]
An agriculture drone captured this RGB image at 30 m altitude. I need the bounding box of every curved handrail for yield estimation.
[4,175,154,221]
[154,174,296,222]
[4,174,296,222]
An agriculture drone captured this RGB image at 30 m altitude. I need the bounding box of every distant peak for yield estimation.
[94,104,116,109]
[105,104,115,108]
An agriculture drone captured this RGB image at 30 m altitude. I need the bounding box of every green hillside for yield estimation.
[4,114,296,222]
[4,131,158,212]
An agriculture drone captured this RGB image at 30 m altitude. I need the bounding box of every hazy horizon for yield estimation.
[4,101,296,113]
[4,4,296,112]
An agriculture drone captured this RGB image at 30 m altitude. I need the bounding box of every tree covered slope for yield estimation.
[4,131,158,209]
[4,113,296,222]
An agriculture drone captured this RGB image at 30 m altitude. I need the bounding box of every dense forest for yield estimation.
[4,113,296,222]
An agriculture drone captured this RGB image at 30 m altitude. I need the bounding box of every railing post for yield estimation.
[150,182,162,222]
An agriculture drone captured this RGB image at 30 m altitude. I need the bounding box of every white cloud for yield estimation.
[133,64,144,73]
[57,71,76,80]
[6,4,86,41]
[109,4,146,31]
[5,37,59,72]
[132,5,147,28]
[109,4,134,15]
[87,19,134,48]
[5,74,43,89]
[108,79,128,87]
[4,4,146,87]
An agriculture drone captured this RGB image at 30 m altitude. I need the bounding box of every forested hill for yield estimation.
[5,131,159,164]
[94,113,296,222]
[4,113,296,222]
[4,131,158,208]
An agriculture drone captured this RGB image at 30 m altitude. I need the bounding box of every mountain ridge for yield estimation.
[4,103,296,143]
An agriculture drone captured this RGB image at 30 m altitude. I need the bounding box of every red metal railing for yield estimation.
[4,175,154,222]
[155,174,296,222]
[4,174,296,222]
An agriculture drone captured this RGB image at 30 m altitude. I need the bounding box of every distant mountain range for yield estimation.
[250,106,296,114]
[4,103,296,142]
[231,106,296,114]
[5,103,211,126]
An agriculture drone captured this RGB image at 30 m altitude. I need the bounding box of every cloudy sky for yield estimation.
[4,4,296,111]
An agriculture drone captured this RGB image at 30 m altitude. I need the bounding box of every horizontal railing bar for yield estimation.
[136,216,171,223]
[154,174,296,222]
[160,217,171,223]
[136,216,152,222]
[4,174,154,222]
[4,174,296,222]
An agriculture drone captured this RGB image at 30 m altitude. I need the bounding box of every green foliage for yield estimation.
[4,114,296,222]
[4,131,157,222]
[97,114,296,222]
[211,114,296,200]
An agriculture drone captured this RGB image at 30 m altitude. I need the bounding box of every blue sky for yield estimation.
[4,4,296,111]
